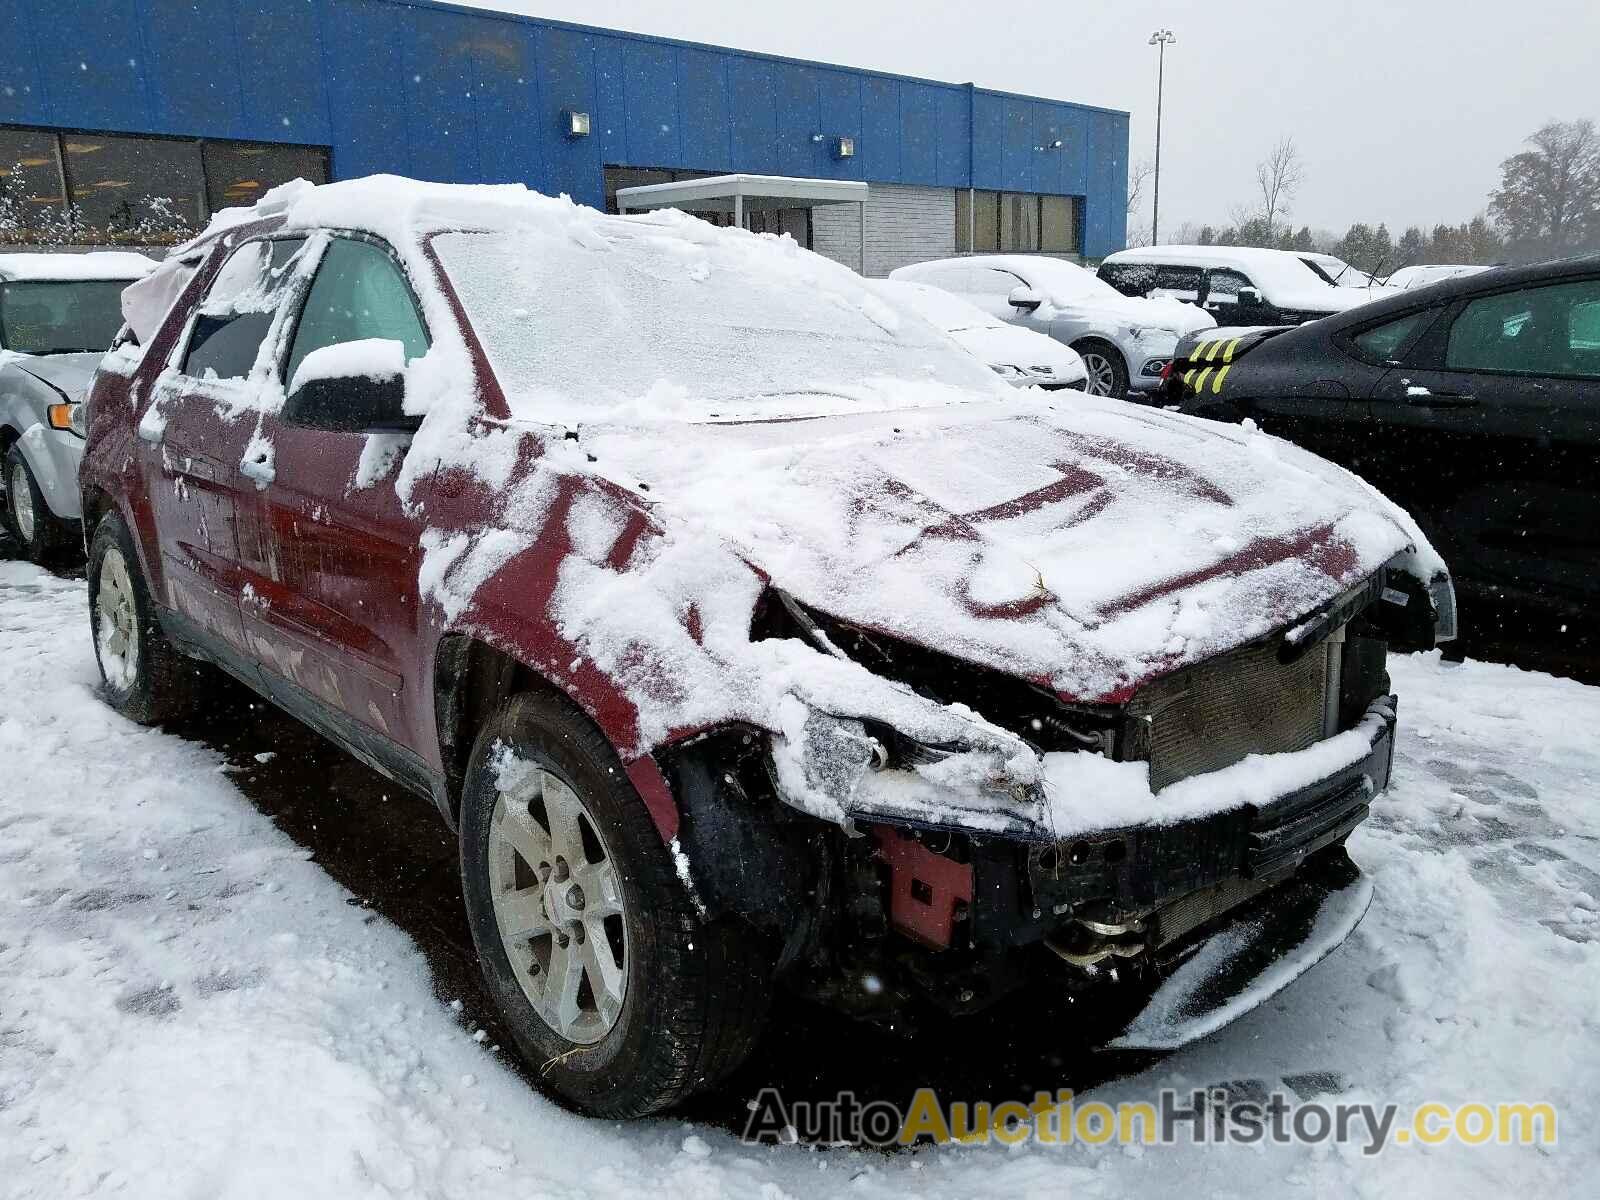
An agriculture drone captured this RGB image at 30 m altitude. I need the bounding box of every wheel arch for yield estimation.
[431,632,681,841]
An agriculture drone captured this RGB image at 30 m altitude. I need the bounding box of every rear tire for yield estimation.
[3,445,75,565]
[1073,339,1130,399]
[87,512,218,724]
[458,691,772,1117]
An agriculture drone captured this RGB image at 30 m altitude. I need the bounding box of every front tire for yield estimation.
[87,512,217,724]
[458,691,772,1117]
[1073,339,1130,398]
[4,445,74,564]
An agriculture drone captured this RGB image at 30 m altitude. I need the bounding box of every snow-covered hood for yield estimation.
[948,322,1085,381]
[577,395,1439,705]
[1047,291,1215,336]
[6,351,103,400]
[1272,285,1393,315]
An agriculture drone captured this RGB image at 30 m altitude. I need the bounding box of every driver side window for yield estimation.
[284,238,429,392]
[1206,268,1252,302]
[181,238,306,381]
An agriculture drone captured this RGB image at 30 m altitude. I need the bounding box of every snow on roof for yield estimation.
[962,254,1121,303]
[1106,244,1332,293]
[0,251,158,283]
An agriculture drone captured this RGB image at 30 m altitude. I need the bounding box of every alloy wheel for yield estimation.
[95,546,141,692]
[1082,352,1118,396]
[9,462,35,545]
[489,763,629,1045]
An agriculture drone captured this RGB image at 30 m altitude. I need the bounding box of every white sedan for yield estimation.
[873,279,1087,390]
[889,254,1214,398]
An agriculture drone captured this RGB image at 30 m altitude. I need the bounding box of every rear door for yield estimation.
[138,236,307,658]
[1364,276,1600,623]
[239,234,434,759]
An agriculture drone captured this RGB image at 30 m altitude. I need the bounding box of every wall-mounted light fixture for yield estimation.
[1043,138,1064,151]
[832,135,856,160]
[562,109,591,138]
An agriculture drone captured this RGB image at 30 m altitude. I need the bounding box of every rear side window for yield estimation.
[1153,265,1202,301]
[1445,279,1600,378]
[181,238,306,381]
[1351,309,1436,363]
[1099,262,1155,296]
[283,238,429,390]
[1207,269,1253,301]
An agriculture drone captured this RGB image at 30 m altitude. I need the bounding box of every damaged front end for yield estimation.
[657,566,1433,1046]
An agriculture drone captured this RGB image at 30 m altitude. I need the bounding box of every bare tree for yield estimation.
[1124,157,1155,246]
[1254,135,1305,232]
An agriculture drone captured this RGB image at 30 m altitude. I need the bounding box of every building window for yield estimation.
[0,124,329,248]
[957,189,1081,255]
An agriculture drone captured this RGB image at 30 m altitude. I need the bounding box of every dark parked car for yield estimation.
[81,177,1453,1118]
[1169,257,1600,673]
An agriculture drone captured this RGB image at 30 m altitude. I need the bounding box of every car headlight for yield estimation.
[1428,573,1458,643]
[47,402,86,439]
[991,363,1025,379]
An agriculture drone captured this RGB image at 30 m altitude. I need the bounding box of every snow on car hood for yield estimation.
[9,351,103,400]
[576,393,1442,705]
[947,322,1086,380]
[1049,292,1216,337]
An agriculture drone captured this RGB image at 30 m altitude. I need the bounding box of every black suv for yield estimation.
[1169,257,1600,674]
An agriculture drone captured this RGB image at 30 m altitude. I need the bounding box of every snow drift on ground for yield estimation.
[1,560,1595,1198]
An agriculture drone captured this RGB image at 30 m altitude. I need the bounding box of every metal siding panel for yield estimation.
[816,71,862,181]
[1000,97,1032,191]
[898,83,937,185]
[677,48,729,171]
[26,0,151,131]
[1084,110,1127,257]
[970,91,1005,190]
[620,40,678,168]
[858,75,898,183]
[400,6,481,183]
[536,26,602,206]
[469,21,542,187]
[136,0,244,135]
[1032,104,1065,196]
[322,0,407,179]
[0,3,46,125]
[592,37,625,167]
[727,57,777,175]
[234,0,330,144]
[933,87,969,188]
[772,63,818,177]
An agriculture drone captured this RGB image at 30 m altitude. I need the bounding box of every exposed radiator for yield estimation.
[1128,636,1332,793]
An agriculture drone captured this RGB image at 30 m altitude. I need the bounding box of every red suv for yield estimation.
[81,178,1455,1117]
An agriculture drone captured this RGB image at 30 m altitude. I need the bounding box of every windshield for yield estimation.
[0,280,129,354]
[434,221,1006,424]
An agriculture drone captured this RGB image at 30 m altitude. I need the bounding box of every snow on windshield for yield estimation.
[873,279,1004,332]
[434,216,1006,424]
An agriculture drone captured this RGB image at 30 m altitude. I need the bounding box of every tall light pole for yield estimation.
[1148,29,1175,246]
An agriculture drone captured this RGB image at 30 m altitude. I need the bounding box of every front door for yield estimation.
[1363,276,1600,643]
[239,234,433,757]
[137,236,307,659]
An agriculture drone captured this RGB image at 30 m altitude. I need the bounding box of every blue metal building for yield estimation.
[0,0,1129,267]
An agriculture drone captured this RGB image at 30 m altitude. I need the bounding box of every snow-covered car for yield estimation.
[872,279,1087,389]
[0,251,158,560]
[1100,245,1394,330]
[1384,263,1492,289]
[81,177,1454,1119]
[889,254,1214,398]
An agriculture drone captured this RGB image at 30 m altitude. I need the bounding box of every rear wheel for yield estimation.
[3,445,74,564]
[1073,339,1130,398]
[458,691,772,1116]
[87,513,218,724]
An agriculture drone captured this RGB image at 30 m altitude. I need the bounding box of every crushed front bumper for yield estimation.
[1111,847,1373,1049]
[1021,695,1395,936]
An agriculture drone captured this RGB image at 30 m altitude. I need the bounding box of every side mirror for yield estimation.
[283,340,419,434]
[1008,285,1044,312]
[1237,287,1263,307]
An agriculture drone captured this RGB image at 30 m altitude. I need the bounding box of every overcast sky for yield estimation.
[455,0,1600,238]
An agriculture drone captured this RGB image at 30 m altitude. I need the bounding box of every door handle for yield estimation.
[1409,392,1478,408]
[239,452,276,488]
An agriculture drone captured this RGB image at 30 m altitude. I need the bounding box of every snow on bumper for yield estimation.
[768,690,1397,848]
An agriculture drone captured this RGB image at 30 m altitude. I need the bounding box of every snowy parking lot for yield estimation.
[1,556,1596,1198]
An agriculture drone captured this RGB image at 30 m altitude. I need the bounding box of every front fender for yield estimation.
[14,422,83,520]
